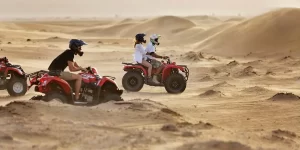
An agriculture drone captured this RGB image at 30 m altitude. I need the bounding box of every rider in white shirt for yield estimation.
[145,34,168,84]
[133,33,158,84]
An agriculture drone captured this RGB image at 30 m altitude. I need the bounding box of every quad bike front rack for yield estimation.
[178,65,189,81]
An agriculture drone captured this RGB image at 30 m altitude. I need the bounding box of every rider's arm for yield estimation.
[65,53,83,72]
[146,45,164,59]
[74,61,79,67]
[149,52,163,59]
[68,61,82,72]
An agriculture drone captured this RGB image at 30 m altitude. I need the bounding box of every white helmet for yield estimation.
[150,34,161,45]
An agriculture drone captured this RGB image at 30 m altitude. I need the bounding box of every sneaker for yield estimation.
[146,77,155,84]
[152,75,160,84]
[146,77,159,85]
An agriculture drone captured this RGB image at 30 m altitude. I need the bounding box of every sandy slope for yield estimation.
[0,8,300,150]
[195,8,300,57]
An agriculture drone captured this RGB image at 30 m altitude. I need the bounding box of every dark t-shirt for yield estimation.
[48,49,75,71]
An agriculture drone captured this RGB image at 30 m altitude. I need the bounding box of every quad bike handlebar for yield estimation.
[0,57,8,63]
[166,58,171,64]
[161,57,171,64]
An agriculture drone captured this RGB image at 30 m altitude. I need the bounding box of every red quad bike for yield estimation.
[28,66,123,106]
[121,58,189,93]
[0,57,27,96]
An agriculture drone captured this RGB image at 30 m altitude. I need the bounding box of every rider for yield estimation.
[48,39,88,101]
[145,34,168,84]
[133,33,158,84]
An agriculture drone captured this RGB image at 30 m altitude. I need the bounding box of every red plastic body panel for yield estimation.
[161,65,185,81]
[38,74,72,95]
[5,68,24,76]
[0,63,24,76]
[98,77,115,86]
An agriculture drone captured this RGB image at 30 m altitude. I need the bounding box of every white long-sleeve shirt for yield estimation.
[145,42,156,60]
[133,44,147,63]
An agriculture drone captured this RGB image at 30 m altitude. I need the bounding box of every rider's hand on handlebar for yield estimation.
[162,56,169,59]
[79,66,88,72]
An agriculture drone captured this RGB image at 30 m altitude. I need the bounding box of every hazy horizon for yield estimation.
[0,0,300,19]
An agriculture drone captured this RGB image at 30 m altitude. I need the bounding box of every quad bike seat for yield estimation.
[48,70,62,76]
[122,62,147,68]
[122,62,139,65]
[6,64,21,68]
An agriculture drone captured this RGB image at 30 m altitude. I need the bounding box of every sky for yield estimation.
[0,0,300,18]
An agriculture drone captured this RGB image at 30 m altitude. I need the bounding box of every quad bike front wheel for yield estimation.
[122,71,144,92]
[6,75,27,96]
[164,73,187,94]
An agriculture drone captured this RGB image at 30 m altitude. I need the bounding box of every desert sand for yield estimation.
[1,7,300,150]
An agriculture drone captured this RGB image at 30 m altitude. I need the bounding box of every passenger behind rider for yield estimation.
[133,33,157,84]
[145,34,168,84]
[48,39,88,102]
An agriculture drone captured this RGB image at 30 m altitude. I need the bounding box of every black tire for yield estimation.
[104,94,123,102]
[6,75,27,96]
[43,92,68,104]
[122,71,144,92]
[164,73,186,94]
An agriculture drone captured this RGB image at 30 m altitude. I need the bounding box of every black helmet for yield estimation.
[69,39,87,56]
[135,33,146,43]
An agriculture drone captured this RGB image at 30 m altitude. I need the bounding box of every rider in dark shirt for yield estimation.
[48,49,75,71]
[48,39,88,101]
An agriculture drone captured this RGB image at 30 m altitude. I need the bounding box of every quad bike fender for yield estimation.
[97,77,115,87]
[39,77,72,95]
[123,65,147,76]
[5,68,25,77]
[98,77,123,95]
[162,65,186,81]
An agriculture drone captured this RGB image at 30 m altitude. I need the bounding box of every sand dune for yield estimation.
[184,15,221,22]
[235,66,259,77]
[182,51,205,61]
[211,81,236,89]
[0,22,80,33]
[176,21,236,46]
[184,15,222,27]
[199,75,214,82]
[74,22,138,37]
[269,93,300,101]
[227,60,239,67]
[199,90,225,97]
[177,140,253,150]
[196,8,300,57]
[121,16,196,38]
[62,16,198,38]
[0,8,300,150]
[241,86,271,94]
[224,17,245,22]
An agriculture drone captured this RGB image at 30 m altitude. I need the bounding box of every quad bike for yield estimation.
[121,58,189,93]
[0,57,27,96]
[27,66,123,106]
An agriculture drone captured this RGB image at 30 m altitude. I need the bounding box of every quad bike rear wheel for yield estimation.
[164,73,186,94]
[43,91,68,104]
[122,71,144,92]
[6,75,27,96]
